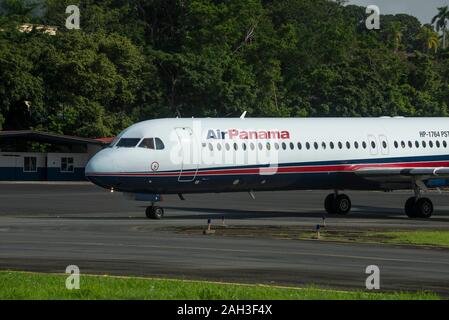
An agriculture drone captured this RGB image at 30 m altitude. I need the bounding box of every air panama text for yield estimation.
[207,129,290,140]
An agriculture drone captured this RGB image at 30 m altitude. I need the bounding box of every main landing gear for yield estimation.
[145,205,164,219]
[324,191,352,215]
[404,184,433,218]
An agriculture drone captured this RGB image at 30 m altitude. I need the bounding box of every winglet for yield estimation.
[240,111,247,119]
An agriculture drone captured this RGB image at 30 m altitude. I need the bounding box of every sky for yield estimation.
[346,0,449,24]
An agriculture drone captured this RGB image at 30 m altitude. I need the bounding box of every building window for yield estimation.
[61,157,74,173]
[24,157,37,172]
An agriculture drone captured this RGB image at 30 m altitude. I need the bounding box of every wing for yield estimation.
[354,167,449,188]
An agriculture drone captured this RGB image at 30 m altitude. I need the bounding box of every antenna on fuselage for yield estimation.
[240,111,247,119]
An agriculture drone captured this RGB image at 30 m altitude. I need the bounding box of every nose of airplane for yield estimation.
[85,149,116,187]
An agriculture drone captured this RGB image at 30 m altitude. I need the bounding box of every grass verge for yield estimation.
[0,271,439,300]
[372,231,449,247]
[172,226,449,248]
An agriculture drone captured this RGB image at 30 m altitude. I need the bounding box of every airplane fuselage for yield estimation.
[85,117,449,219]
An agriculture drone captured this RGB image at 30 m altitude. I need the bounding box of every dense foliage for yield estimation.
[0,0,448,137]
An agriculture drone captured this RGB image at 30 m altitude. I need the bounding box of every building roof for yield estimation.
[0,130,109,146]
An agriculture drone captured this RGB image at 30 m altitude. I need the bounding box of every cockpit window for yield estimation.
[139,138,165,150]
[155,138,165,150]
[116,138,141,148]
[139,138,155,149]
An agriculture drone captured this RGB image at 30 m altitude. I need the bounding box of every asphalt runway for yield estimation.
[0,183,449,295]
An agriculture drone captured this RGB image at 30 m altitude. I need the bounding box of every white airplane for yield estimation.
[85,116,449,219]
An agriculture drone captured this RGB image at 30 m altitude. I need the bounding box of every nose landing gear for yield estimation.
[146,205,164,219]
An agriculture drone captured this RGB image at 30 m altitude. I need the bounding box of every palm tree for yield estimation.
[386,22,403,52]
[432,6,449,49]
[417,25,440,53]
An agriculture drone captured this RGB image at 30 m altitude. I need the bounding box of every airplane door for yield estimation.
[367,135,378,155]
[175,127,199,182]
[379,135,389,155]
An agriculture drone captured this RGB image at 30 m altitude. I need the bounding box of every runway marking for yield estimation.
[1,239,449,266]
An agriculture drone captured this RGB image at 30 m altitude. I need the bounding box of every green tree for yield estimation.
[432,6,449,49]
[417,25,440,53]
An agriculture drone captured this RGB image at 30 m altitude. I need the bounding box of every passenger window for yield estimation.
[444,141,448,148]
[250,143,255,151]
[429,141,434,148]
[321,142,326,150]
[415,141,419,148]
[274,143,279,150]
[290,142,294,150]
[242,143,247,151]
[371,141,376,149]
[217,143,222,151]
[297,142,302,150]
[330,142,334,149]
[314,142,318,150]
[138,138,154,149]
[282,142,287,150]
[118,138,141,148]
[258,143,263,150]
[266,142,271,151]
[362,141,367,149]
[338,142,343,149]
[234,143,238,151]
[346,142,350,149]
[408,141,412,148]
[208,143,213,151]
[394,141,398,148]
[401,141,406,148]
[422,141,427,148]
[355,142,359,149]
[306,142,311,150]
[436,141,441,148]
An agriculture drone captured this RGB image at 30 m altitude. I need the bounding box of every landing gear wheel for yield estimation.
[335,194,351,215]
[145,206,164,219]
[404,197,433,218]
[324,194,337,214]
[405,197,417,218]
[324,193,351,215]
[415,198,433,218]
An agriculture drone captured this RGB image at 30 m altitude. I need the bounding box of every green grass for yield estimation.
[0,271,439,300]
[372,231,449,247]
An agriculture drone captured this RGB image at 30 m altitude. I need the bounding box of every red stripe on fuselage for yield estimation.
[86,160,449,177]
